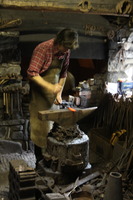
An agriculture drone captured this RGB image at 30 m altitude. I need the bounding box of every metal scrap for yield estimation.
[49,123,83,141]
[54,171,100,194]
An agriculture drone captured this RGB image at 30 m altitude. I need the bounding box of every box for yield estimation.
[89,128,113,160]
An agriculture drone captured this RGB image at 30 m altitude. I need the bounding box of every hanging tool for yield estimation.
[110,129,127,146]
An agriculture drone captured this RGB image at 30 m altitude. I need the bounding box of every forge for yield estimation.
[38,107,97,184]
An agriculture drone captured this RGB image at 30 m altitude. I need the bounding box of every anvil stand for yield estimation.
[37,107,97,186]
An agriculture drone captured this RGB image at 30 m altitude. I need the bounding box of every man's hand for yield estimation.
[52,83,62,94]
[54,93,62,104]
[46,82,63,95]
[53,77,66,104]
[30,76,66,100]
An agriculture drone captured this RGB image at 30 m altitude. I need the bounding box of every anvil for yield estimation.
[38,107,97,127]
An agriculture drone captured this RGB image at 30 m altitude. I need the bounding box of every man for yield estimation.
[27,28,79,162]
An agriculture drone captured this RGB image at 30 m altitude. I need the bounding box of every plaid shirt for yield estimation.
[27,39,70,78]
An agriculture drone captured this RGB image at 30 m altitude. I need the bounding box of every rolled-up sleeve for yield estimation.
[27,46,46,77]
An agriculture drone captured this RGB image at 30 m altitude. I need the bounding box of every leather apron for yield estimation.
[29,57,63,148]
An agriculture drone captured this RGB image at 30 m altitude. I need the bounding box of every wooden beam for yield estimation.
[0,8,112,33]
[0,0,132,16]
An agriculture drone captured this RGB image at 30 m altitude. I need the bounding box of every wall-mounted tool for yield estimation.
[110,129,126,146]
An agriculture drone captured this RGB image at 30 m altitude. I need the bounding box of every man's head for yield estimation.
[54,28,79,51]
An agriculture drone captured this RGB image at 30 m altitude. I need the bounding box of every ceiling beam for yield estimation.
[0,0,132,16]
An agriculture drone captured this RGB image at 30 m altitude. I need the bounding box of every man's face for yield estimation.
[58,45,69,53]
